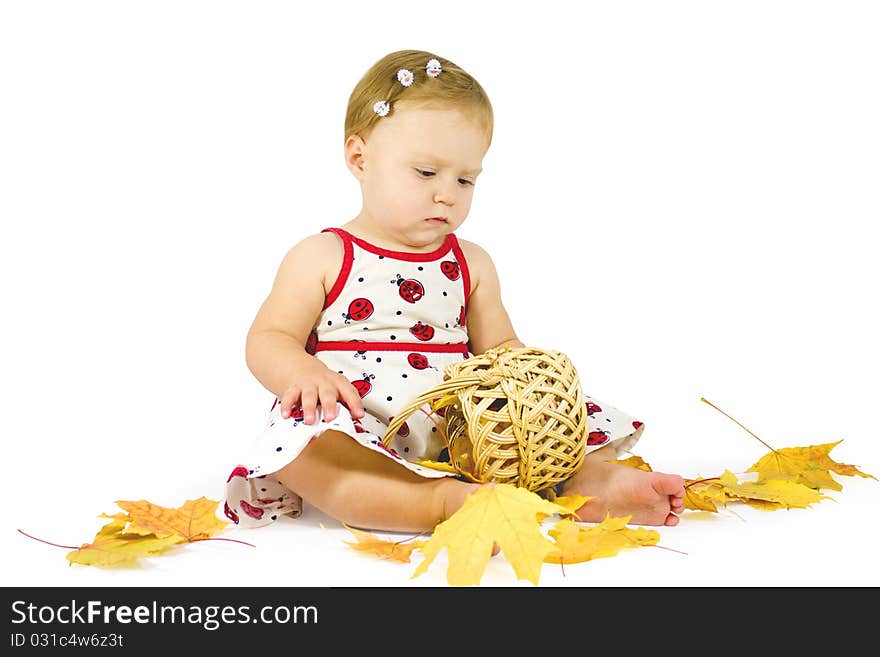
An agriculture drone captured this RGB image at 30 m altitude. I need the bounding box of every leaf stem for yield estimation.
[700,397,776,452]
[17,528,79,550]
[189,536,256,548]
[684,476,721,490]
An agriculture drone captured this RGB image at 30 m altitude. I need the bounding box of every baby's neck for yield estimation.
[341,219,447,254]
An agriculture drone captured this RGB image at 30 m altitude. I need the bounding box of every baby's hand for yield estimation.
[279,362,366,425]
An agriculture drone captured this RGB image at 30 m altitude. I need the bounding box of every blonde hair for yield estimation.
[344,49,494,147]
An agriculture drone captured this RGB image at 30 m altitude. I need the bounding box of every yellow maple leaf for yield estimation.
[66,516,182,567]
[718,470,828,508]
[343,525,426,563]
[614,455,653,471]
[413,483,574,586]
[551,493,592,514]
[683,476,732,512]
[116,496,228,541]
[747,441,876,491]
[545,515,660,564]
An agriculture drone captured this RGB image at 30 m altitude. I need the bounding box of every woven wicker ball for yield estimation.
[382,346,588,492]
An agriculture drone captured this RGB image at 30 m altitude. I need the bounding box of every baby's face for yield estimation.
[347,105,488,247]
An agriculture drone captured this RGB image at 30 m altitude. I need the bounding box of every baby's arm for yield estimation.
[459,240,526,355]
[245,233,365,424]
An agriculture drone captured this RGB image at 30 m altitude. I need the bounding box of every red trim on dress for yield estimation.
[448,233,471,315]
[328,227,454,262]
[315,340,469,354]
[321,228,354,309]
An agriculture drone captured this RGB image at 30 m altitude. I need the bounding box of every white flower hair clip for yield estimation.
[372,59,443,118]
[426,59,442,78]
[397,68,414,86]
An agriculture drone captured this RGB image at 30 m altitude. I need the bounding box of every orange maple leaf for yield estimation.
[66,497,230,567]
[116,496,228,541]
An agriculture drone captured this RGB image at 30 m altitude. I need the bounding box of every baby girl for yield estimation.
[223,49,685,533]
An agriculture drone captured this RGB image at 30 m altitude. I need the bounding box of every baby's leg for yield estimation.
[561,445,685,526]
[272,429,481,533]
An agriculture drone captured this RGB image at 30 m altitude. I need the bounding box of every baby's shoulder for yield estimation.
[454,237,495,284]
[280,231,344,295]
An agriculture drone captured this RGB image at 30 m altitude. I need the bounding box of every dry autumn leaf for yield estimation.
[413,483,574,586]
[718,470,829,509]
[66,515,185,567]
[116,496,228,541]
[66,497,229,567]
[747,440,876,491]
[343,525,427,563]
[545,515,660,564]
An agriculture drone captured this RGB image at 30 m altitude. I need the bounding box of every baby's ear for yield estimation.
[344,134,368,177]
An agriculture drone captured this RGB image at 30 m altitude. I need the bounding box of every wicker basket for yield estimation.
[382,345,588,492]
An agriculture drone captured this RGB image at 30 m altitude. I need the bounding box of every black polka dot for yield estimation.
[431,427,437,432]
[442,291,447,296]
[404,447,410,453]
[327,320,332,325]
[390,335,396,340]
[248,469,255,474]
[338,370,344,374]
[260,488,266,492]
[402,373,408,378]
[271,515,277,521]
[386,396,393,401]
[379,255,384,259]
[396,310,402,315]
[376,357,382,362]
[417,266,423,271]
[363,326,368,330]
[275,447,283,452]
[358,277,364,282]
[445,323,449,328]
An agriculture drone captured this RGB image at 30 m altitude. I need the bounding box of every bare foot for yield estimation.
[561,447,685,527]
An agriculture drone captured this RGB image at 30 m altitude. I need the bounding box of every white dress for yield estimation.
[221,227,645,527]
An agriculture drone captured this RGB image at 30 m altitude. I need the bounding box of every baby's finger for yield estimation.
[283,387,304,418]
[300,388,318,424]
[339,385,365,419]
[318,386,338,422]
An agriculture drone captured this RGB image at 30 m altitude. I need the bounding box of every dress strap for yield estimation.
[320,227,354,310]
[447,232,472,315]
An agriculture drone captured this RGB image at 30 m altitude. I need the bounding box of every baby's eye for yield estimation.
[415,169,474,186]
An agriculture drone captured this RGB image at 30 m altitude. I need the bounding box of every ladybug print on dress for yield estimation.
[239,500,265,520]
[410,321,435,341]
[287,403,305,423]
[391,274,425,303]
[440,260,460,281]
[632,420,643,430]
[371,439,402,460]
[224,501,239,524]
[388,417,410,437]
[586,401,602,416]
[305,330,318,355]
[456,305,466,328]
[226,465,249,483]
[407,353,430,370]
[587,429,611,446]
[351,373,376,398]
[343,297,374,323]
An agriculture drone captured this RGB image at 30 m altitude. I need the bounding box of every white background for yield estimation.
[2,1,878,588]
